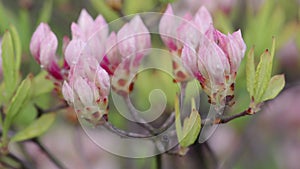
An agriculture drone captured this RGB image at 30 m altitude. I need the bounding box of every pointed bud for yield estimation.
[198,38,230,85]
[226,30,246,73]
[159,4,179,51]
[117,15,151,58]
[71,9,108,42]
[101,32,122,75]
[64,39,86,66]
[62,81,74,105]
[30,23,63,80]
[193,6,213,34]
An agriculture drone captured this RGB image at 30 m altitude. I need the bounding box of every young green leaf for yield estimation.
[261,74,285,102]
[32,71,54,97]
[160,0,175,3]
[11,113,56,142]
[1,30,18,100]
[246,47,255,97]
[9,25,22,72]
[37,0,53,24]
[2,75,33,140]
[254,50,272,102]
[90,0,119,22]
[179,98,201,147]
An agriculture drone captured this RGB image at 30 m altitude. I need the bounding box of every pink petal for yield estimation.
[62,81,74,104]
[64,39,86,66]
[193,6,213,34]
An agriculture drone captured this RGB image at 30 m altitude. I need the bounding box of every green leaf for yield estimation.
[9,25,22,72]
[246,47,255,97]
[2,75,33,140]
[11,113,56,142]
[261,74,285,102]
[13,102,38,127]
[160,0,176,3]
[180,98,201,147]
[1,30,18,100]
[254,50,272,102]
[123,0,156,15]
[37,0,53,24]
[90,0,119,22]
[32,71,54,97]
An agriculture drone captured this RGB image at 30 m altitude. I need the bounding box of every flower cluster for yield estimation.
[159,4,246,105]
[30,9,150,125]
[30,4,246,124]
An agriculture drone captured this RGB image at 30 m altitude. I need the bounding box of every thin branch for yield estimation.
[104,121,152,138]
[32,139,67,169]
[156,154,162,169]
[7,153,32,169]
[124,96,156,134]
[201,110,251,126]
[35,102,69,117]
[159,112,175,132]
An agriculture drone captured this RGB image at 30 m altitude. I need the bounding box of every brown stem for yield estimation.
[104,121,152,138]
[201,110,251,126]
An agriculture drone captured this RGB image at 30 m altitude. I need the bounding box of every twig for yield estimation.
[7,153,32,169]
[32,139,67,169]
[156,154,162,169]
[159,112,175,132]
[35,102,69,117]
[201,110,251,126]
[124,97,156,134]
[43,102,69,113]
[104,121,152,138]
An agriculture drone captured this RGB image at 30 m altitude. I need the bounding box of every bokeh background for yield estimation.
[1,0,300,168]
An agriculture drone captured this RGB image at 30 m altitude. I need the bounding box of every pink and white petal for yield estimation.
[193,6,213,34]
[64,39,86,66]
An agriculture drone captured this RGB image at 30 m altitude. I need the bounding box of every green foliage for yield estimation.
[246,47,255,97]
[90,0,119,22]
[1,28,21,101]
[246,38,285,107]
[254,49,272,102]
[32,71,55,97]
[11,113,56,142]
[2,75,33,142]
[37,0,53,24]
[123,0,157,15]
[159,0,176,3]
[261,75,285,102]
[175,97,201,147]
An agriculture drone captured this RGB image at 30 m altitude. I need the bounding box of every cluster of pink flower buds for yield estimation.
[30,9,150,125]
[160,5,246,105]
[30,4,246,124]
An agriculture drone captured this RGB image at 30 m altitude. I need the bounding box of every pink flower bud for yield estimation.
[117,15,151,58]
[71,9,108,41]
[63,58,110,125]
[159,4,180,51]
[62,81,74,105]
[30,23,63,80]
[198,37,230,85]
[100,32,122,75]
[193,6,213,34]
[64,39,86,66]
[226,30,246,73]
